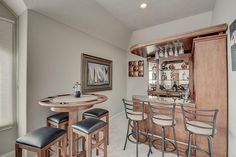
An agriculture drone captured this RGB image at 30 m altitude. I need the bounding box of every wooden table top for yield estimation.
[39,94,108,112]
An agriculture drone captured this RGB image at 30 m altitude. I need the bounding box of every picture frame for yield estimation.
[128,60,144,77]
[81,53,112,93]
[230,19,236,71]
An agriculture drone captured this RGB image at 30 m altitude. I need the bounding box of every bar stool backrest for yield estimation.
[181,105,219,137]
[149,102,176,126]
[122,99,145,121]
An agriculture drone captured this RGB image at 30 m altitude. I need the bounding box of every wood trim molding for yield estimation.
[130,23,228,57]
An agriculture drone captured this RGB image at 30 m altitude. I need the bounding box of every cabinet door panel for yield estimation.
[194,35,227,157]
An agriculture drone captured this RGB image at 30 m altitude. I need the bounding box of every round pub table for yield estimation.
[39,94,108,157]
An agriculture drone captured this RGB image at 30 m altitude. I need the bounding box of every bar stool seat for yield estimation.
[83,108,108,118]
[15,127,67,157]
[16,127,66,148]
[47,112,69,124]
[152,115,176,126]
[72,118,106,134]
[186,120,217,136]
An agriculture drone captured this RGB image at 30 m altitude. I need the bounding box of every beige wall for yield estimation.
[26,10,127,131]
[127,12,213,99]
[211,0,236,156]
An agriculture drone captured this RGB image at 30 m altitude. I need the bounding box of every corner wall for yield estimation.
[26,10,127,131]
[211,0,236,156]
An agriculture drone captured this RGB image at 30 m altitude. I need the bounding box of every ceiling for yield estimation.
[6,0,216,31]
[96,0,216,30]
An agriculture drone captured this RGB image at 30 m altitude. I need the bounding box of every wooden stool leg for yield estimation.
[86,135,92,157]
[62,135,67,157]
[38,150,45,157]
[15,144,22,157]
[96,133,99,156]
[104,126,108,157]
[106,114,109,145]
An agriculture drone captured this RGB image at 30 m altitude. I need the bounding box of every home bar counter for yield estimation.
[132,95,195,157]
[129,24,228,157]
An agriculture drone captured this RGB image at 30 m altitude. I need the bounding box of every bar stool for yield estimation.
[71,118,108,157]
[47,112,69,129]
[15,127,67,157]
[122,99,148,157]
[181,105,218,157]
[83,108,109,145]
[148,102,179,157]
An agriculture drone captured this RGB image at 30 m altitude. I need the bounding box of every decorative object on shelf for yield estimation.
[169,64,175,70]
[73,82,81,97]
[128,60,144,77]
[230,19,236,71]
[181,62,188,69]
[81,53,112,93]
[172,81,178,91]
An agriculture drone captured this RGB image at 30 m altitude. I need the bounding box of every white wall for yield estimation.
[17,10,28,137]
[26,10,127,131]
[127,11,213,99]
[211,0,236,156]
[0,1,16,22]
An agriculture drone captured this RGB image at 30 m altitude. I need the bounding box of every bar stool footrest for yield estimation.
[151,138,177,153]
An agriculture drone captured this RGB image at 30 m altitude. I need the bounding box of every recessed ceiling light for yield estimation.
[140,3,147,9]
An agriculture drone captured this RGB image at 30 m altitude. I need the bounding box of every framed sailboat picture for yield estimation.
[82,53,112,93]
[230,19,236,71]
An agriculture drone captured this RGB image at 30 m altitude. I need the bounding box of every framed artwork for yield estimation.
[128,60,144,77]
[81,53,112,93]
[230,19,236,71]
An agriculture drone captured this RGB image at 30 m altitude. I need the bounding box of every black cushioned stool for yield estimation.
[47,112,69,129]
[83,108,109,145]
[15,127,67,157]
[71,118,108,157]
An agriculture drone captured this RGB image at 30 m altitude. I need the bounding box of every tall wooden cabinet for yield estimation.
[193,34,227,157]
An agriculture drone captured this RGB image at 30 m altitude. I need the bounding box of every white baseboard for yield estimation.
[110,110,124,121]
[0,151,14,157]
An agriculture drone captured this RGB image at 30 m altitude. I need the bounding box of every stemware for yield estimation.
[169,44,174,56]
[179,42,184,54]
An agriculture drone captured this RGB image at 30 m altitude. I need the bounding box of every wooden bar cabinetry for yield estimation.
[130,24,228,157]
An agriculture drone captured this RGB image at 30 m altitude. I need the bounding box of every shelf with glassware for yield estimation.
[148,52,193,98]
[148,59,158,94]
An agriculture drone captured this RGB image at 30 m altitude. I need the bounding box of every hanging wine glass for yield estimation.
[164,45,168,58]
[174,41,178,56]
[179,42,184,54]
[159,46,164,57]
[169,44,174,56]
[155,48,159,60]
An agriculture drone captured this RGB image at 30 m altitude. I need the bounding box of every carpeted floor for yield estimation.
[103,112,178,157]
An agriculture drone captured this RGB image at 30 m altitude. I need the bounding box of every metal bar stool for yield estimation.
[181,105,218,157]
[15,127,67,157]
[148,102,179,157]
[47,112,69,129]
[122,99,148,157]
[71,118,108,157]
